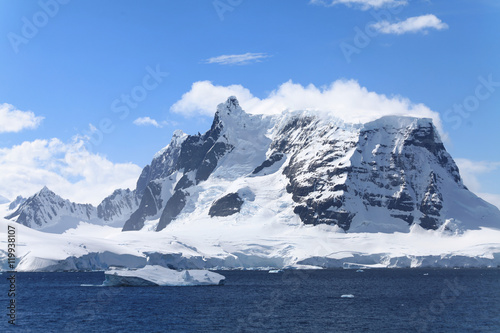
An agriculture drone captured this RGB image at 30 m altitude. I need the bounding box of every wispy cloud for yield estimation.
[204,53,269,65]
[310,0,407,10]
[0,103,44,133]
[455,158,500,209]
[371,14,448,35]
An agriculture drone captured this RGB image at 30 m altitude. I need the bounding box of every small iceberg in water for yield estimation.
[341,294,355,298]
[103,265,225,287]
[268,269,284,274]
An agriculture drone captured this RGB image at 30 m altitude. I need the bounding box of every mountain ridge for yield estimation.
[5,96,500,234]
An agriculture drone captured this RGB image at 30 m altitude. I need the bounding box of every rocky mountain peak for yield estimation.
[38,186,54,196]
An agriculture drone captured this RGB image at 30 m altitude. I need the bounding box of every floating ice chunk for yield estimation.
[103,265,225,287]
[268,269,284,273]
[341,294,355,298]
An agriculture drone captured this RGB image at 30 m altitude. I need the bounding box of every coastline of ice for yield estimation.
[1,205,499,272]
[103,265,225,287]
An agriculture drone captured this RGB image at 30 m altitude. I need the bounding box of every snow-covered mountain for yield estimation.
[5,96,500,235]
[5,187,139,232]
[5,187,97,232]
[122,96,500,233]
[2,96,500,271]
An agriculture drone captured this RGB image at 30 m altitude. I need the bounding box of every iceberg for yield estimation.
[103,265,225,287]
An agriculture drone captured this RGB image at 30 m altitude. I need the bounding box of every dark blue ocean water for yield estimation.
[0,268,499,332]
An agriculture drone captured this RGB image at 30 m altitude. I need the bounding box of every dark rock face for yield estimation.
[122,181,163,231]
[156,190,188,231]
[122,98,240,232]
[266,116,463,231]
[387,186,414,212]
[418,172,443,230]
[209,193,244,217]
[252,153,284,174]
[401,122,463,186]
[136,132,185,196]
[271,117,358,230]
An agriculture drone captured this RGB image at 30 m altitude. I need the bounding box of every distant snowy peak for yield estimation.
[4,186,139,232]
[8,195,26,211]
[5,187,96,231]
[97,188,140,222]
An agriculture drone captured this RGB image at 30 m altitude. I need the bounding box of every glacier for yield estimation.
[1,96,499,272]
[1,213,500,272]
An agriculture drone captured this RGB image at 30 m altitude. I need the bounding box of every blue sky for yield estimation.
[0,0,499,206]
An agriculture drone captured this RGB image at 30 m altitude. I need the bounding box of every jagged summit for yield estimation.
[5,186,139,232]
[218,96,241,115]
[38,186,55,196]
[5,186,96,232]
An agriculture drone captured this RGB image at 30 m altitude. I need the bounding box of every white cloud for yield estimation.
[371,14,448,35]
[455,159,500,192]
[204,53,269,65]
[455,158,500,209]
[133,117,161,128]
[0,138,142,206]
[310,0,407,10]
[170,81,259,118]
[170,79,444,134]
[0,103,44,133]
[132,117,173,128]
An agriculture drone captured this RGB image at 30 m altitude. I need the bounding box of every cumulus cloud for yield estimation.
[455,158,500,209]
[0,138,142,206]
[310,0,407,10]
[170,81,259,118]
[204,53,270,65]
[133,117,161,128]
[371,14,449,35]
[170,79,444,134]
[0,103,44,133]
